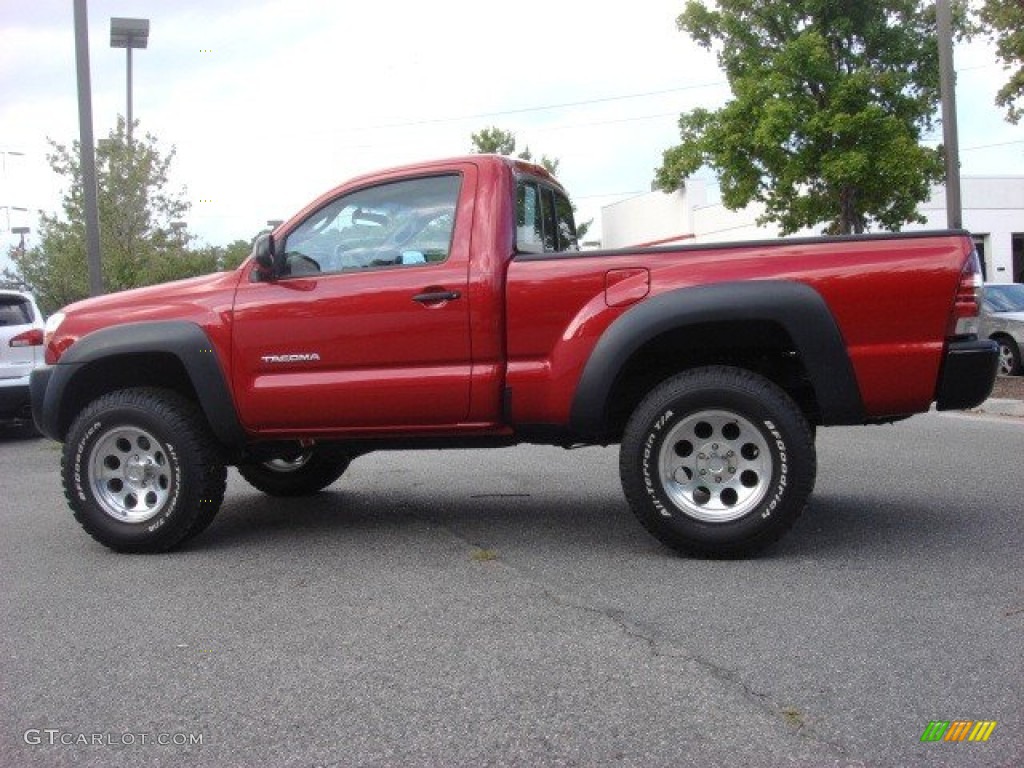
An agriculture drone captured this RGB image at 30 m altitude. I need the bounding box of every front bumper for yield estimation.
[935,339,999,411]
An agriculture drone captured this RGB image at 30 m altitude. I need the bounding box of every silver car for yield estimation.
[0,289,45,431]
[980,283,1024,376]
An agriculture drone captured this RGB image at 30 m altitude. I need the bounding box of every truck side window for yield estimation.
[554,192,579,252]
[541,187,558,252]
[516,180,578,254]
[282,175,461,276]
[517,182,544,254]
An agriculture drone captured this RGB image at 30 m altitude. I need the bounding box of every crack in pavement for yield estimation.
[412,508,852,760]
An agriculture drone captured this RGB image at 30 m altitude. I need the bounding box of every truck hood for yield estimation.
[61,270,244,319]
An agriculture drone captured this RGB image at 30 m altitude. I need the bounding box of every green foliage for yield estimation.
[979,0,1024,123]
[2,119,243,315]
[470,126,518,156]
[218,239,255,271]
[470,126,589,240]
[470,125,560,176]
[655,1,961,235]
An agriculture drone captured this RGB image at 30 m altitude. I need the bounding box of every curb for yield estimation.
[971,398,1024,419]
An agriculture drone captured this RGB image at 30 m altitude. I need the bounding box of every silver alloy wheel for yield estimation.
[657,409,772,523]
[88,426,173,523]
[263,453,312,473]
[997,342,1015,376]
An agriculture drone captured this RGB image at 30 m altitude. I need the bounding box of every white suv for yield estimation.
[0,289,45,432]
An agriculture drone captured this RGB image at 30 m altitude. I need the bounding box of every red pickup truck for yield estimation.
[32,155,997,557]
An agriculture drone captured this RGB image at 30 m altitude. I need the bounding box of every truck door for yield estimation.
[231,170,474,432]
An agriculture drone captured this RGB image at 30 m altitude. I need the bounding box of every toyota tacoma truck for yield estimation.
[31,155,998,557]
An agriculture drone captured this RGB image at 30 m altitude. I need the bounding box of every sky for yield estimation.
[1,0,1022,266]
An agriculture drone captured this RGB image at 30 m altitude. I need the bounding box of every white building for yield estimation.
[601,176,1024,283]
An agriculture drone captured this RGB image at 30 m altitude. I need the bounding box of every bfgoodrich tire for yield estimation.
[620,366,816,558]
[237,447,351,497]
[62,388,227,553]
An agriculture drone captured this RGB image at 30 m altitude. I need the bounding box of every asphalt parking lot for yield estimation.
[1,410,1021,767]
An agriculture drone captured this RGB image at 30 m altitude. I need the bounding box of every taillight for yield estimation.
[9,328,44,347]
[948,249,983,337]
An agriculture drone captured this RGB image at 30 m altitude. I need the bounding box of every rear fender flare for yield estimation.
[569,281,864,437]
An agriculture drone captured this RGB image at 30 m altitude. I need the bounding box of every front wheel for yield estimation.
[237,446,351,497]
[620,366,816,558]
[62,388,227,553]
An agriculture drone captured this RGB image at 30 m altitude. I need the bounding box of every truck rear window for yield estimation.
[517,180,578,254]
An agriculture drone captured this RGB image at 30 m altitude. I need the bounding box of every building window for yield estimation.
[972,235,988,281]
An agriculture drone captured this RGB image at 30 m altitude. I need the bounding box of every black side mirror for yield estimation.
[252,233,283,280]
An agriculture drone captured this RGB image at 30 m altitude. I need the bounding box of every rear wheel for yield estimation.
[62,388,226,552]
[237,447,351,497]
[620,366,816,557]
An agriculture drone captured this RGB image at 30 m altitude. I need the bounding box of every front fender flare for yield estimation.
[36,321,245,447]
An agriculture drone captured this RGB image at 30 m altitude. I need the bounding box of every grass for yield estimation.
[471,548,499,562]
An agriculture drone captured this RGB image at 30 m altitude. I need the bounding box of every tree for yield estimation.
[979,0,1024,123]
[189,239,253,274]
[654,1,959,235]
[470,125,561,177]
[3,118,219,314]
[470,126,587,240]
[470,126,518,157]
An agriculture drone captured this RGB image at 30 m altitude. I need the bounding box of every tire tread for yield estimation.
[620,366,815,558]
[61,388,226,552]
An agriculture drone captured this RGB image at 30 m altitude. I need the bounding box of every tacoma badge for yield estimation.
[261,353,321,364]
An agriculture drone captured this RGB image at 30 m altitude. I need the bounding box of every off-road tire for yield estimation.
[237,447,351,497]
[620,366,816,558]
[62,388,227,553]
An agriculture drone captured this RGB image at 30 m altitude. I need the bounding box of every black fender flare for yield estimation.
[568,281,865,437]
[34,321,245,447]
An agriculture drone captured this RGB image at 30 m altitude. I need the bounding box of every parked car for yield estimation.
[980,283,1024,376]
[0,289,45,433]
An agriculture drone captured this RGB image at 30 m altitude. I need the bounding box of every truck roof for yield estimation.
[339,153,561,191]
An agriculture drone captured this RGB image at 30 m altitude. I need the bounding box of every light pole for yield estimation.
[74,0,103,296]
[936,0,962,230]
[110,17,149,143]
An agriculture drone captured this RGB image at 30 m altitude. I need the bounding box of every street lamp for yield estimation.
[12,226,29,254]
[1,206,28,231]
[110,17,149,143]
[0,150,25,173]
[170,221,187,246]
